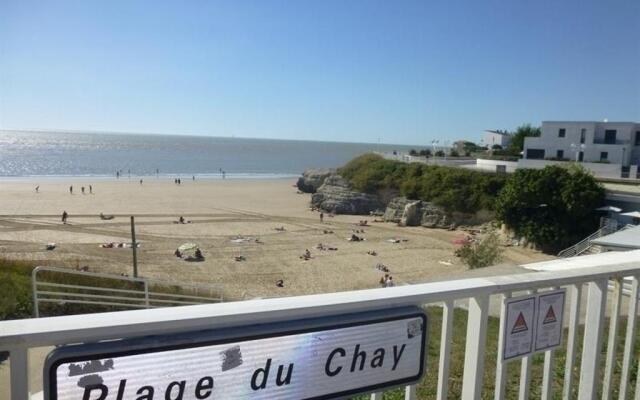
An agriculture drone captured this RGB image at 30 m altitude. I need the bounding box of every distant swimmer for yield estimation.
[61,211,68,224]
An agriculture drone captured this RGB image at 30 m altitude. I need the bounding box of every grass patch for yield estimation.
[0,258,219,320]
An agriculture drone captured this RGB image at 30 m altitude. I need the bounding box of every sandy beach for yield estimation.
[0,178,553,300]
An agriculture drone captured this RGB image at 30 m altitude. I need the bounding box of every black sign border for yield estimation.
[44,306,427,400]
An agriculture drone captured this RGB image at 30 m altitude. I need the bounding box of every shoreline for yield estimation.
[0,173,298,183]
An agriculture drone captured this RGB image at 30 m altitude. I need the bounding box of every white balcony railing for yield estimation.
[2,250,640,399]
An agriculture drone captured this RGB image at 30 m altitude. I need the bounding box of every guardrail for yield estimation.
[557,222,619,258]
[2,252,640,399]
[31,266,223,317]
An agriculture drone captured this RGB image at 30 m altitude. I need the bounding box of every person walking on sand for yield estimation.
[61,211,68,224]
[35,186,39,193]
[139,179,143,185]
[81,186,85,194]
[69,185,73,194]
[320,212,324,223]
[89,185,92,194]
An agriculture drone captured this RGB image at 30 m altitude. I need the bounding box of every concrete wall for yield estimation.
[517,159,640,180]
[474,158,519,173]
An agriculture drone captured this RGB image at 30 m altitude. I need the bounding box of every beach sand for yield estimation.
[0,178,553,300]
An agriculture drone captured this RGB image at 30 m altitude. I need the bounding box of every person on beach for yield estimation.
[89,185,92,194]
[139,179,143,185]
[192,175,195,181]
[116,171,120,179]
[61,211,68,224]
[222,171,226,179]
[35,186,39,193]
[320,212,324,223]
[69,186,73,194]
[81,186,85,194]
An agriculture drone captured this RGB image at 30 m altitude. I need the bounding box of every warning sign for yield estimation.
[535,289,566,351]
[503,296,535,361]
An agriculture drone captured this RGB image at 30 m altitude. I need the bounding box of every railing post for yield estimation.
[405,385,417,400]
[371,392,383,400]
[562,284,582,400]
[578,279,608,399]
[494,293,511,400]
[144,279,150,308]
[10,347,29,400]
[541,287,560,400]
[31,266,39,318]
[602,278,623,400]
[437,300,454,400]
[619,277,639,399]
[518,290,537,400]
[462,294,490,400]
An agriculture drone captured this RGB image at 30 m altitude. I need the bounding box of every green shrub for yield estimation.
[495,165,605,252]
[455,232,503,269]
[339,154,508,213]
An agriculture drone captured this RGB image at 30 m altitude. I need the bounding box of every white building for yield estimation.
[523,121,640,164]
[482,130,512,148]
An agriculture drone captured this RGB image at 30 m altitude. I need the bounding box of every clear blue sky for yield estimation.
[1,0,638,145]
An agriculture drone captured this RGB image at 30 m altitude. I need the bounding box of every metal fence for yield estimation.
[2,252,640,399]
[31,266,223,317]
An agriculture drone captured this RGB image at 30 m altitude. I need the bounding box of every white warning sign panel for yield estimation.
[534,289,566,351]
[503,295,535,361]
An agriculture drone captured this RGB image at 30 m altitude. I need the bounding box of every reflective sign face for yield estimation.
[45,308,426,400]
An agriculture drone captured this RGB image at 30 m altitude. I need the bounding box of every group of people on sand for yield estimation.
[379,274,395,287]
[68,185,93,195]
[174,247,204,261]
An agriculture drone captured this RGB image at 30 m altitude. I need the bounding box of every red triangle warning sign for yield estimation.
[511,312,528,334]
[543,306,557,324]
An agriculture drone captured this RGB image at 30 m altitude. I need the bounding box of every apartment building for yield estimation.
[523,121,640,165]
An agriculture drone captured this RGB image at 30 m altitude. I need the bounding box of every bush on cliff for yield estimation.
[494,165,605,252]
[338,154,507,213]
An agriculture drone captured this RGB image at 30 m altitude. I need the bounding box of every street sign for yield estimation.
[503,295,536,360]
[44,308,427,400]
[534,289,566,352]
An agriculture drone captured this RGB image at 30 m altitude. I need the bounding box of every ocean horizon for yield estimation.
[0,130,419,178]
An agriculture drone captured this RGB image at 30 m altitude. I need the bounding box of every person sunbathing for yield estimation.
[99,213,114,220]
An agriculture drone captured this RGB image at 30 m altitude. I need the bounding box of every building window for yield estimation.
[635,131,640,146]
[526,149,545,159]
[605,130,617,144]
[600,152,608,161]
[558,128,566,138]
[580,129,586,144]
[556,150,564,159]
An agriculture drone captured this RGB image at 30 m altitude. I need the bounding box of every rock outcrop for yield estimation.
[296,169,334,193]
[311,174,384,215]
[383,197,454,228]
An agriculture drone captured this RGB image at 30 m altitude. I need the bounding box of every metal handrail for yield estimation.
[557,222,620,257]
[32,266,223,317]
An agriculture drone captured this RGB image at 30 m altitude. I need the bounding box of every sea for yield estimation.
[0,130,418,179]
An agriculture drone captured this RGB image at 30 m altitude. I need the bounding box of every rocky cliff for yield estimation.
[296,169,334,193]
[311,174,384,214]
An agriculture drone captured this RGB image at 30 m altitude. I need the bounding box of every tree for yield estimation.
[494,165,605,253]
[508,124,541,155]
[491,144,503,150]
[450,149,459,157]
[409,149,418,156]
[418,149,432,157]
[435,150,445,157]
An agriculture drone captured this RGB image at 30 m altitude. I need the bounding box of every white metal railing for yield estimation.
[557,221,620,258]
[3,252,640,399]
[31,266,223,317]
